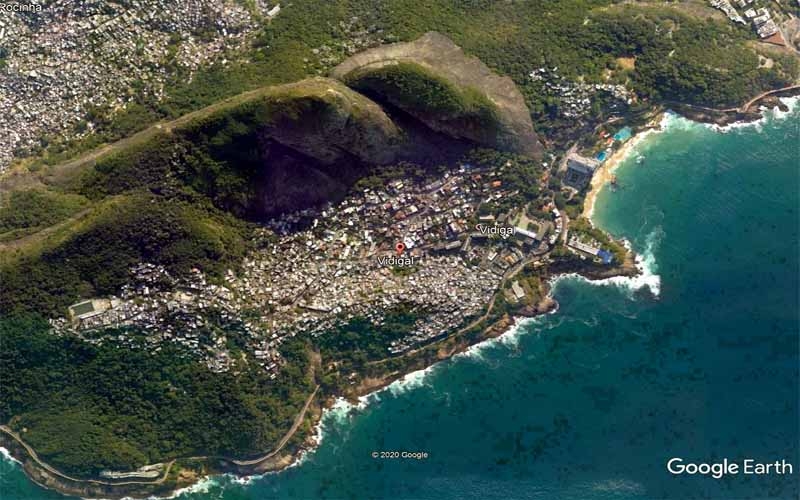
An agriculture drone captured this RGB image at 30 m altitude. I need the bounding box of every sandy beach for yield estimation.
[582,114,665,220]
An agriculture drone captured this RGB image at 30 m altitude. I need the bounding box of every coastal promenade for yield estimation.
[665,83,800,114]
[740,84,800,112]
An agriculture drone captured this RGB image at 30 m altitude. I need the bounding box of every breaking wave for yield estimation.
[0,447,21,466]
[656,110,701,133]
[385,365,436,397]
[149,476,220,499]
[551,228,662,298]
[311,363,441,455]
[704,95,800,134]
[453,309,558,360]
[589,478,646,494]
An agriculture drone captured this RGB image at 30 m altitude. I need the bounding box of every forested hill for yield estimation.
[0,0,798,488]
[26,0,798,165]
[0,34,543,479]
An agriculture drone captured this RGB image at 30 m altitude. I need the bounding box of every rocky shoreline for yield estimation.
[584,89,800,220]
[0,250,638,499]
[3,88,795,500]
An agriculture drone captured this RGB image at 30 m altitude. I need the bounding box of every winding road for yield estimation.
[0,383,320,487]
[739,84,800,112]
[667,84,800,114]
[0,425,175,486]
[229,385,320,466]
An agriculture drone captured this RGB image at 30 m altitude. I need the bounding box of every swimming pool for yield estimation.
[613,126,632,142]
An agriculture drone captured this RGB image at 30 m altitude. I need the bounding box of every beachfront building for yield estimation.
[564,153,600,189]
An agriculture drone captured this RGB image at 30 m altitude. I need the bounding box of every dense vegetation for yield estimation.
[33,0,797,162]
[77,83,392,220]
[2,0,796,481]
[77,128,263,219]
[1,82,394,319]
[467,148,544,213]
[0,195,249,317]
[0,190,88,235]
[0,315,314,476]
[316,305,421,366]
[584,8,794,107]
[345,62,498,124]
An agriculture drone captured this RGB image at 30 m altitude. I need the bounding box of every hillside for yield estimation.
[76,77,406,219]
[333,32,543,158]
[0,35,545,319]
[1,11,797,495]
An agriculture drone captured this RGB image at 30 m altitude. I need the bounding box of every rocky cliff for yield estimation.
[46,39,543,219]
[182,77,403,166]
[331,32,543,159]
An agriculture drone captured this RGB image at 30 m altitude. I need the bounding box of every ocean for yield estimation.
[2,101,798,500]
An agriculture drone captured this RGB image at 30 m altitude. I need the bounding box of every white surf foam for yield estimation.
[704,95,800,133]
[0,446,21,466]
[659,110,704,132]
[589,478,646,494]
[771,95,800,120]
[551,230,662,298]
[139,476,220,500]
[453,309,559,361]
[707,116,765,134]
[319,397,359,437]
[382,362,440,399]
[453,320,528,360]
[226,474,256,486]
[154,223,663,497]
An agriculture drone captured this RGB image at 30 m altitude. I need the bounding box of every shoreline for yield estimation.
[3,93,798,500]
[265,251,648,470]
[0,257,637,500]
[582,112,665,220]
[582,92,800,222]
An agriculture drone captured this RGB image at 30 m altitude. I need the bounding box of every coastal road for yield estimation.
[367,247,553,366]
[0,383,320,486]
[368,210,574,367]
[740,84,800,112]
[0,425,175,486]
[229,384,320,466]
[665,84,800,114]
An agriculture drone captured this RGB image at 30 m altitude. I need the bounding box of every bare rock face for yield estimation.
[190,77,403,166]
[331,32,543,159]
[254,78,403,165]
[176,77,405,216]
[73,43,544,220]
[253,139,351,217]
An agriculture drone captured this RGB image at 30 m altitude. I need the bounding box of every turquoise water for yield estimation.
[613,127,632,142]
[2,103,799,499]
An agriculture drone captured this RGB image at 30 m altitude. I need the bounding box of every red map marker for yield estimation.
[395,242,406,256]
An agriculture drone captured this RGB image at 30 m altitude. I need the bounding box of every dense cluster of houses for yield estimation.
[710,0,783,42]
[710,0,746,24]
[310,15,392,70]
[529,66,634,118]
[52,163,571,374]
[745,6,780,39]
[0,0,275,172]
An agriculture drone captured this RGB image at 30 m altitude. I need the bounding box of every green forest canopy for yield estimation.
[36,0,797,163]
[0,316,314,477]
